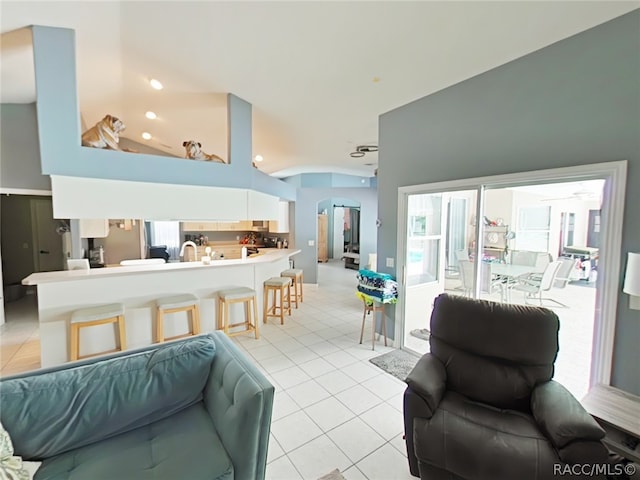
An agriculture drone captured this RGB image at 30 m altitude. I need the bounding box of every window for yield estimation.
[149,221,180,260]
[516,206,551,251]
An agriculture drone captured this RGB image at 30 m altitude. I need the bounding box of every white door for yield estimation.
[401,192,447,352]
[333,207,345,259]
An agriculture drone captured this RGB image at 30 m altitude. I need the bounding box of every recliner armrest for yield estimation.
[405,353,447,415]
[531,381,605,450]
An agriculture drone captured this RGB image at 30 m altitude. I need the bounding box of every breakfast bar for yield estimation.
[22,249,300,367]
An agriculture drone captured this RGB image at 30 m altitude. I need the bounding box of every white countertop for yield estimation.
[23,249,300,286]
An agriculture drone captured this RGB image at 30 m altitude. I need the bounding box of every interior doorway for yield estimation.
[396,163,624,401]
[317,198,361,287]
[1,194,64,323]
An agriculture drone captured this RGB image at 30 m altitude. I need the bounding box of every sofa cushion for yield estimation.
[0,335,216,459]
[34,403,233,480]
[413,391,558,480]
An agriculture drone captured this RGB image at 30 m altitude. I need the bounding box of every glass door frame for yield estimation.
[395,160,627,393]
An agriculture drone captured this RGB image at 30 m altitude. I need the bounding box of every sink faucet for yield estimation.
[179,241,198,261]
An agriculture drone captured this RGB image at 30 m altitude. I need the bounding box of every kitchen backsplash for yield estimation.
[181,229,290,246]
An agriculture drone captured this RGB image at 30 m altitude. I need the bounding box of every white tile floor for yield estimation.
[235,261,415,479]
[0,262,415,479]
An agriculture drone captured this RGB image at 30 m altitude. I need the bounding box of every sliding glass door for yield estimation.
[396,163,625,402]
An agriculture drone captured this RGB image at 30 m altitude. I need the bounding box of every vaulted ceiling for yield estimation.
[1,1,637,177]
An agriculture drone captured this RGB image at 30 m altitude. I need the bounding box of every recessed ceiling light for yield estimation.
[149,79,163,90]
[141,132,152,140]
[145,111,157,120]
[350,151,365,158]
[254,155,264,162]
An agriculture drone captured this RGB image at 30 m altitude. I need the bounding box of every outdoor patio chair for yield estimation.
[511,260,565,307]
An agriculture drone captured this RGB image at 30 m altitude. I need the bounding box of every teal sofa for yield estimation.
[0,332,274,480]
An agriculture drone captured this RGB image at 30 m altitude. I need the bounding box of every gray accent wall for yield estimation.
[0,103,50,191]
[378,10,640,395]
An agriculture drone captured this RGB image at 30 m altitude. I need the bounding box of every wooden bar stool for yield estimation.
[359,297,388,351]
[70,303,126,361]
[280,269,303,308]
[155,294,201,343]
[263,277,292,325]
[217,287,259,339]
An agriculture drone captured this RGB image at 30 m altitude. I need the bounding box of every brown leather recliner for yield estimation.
[403,294,608,480]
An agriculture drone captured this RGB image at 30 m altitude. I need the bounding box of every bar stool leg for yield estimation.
[381,307,388,347]
[359,300,367,345]
[224,301,230,335]
[156,309,165,343]
[70,323,80,361]
[299,273,304,303]
[371,307,376,350]
[290,278,298,309]
[216,297,222,330]
[193,305,201,335]
[263,285,268,323]
[279,286,284,324]
[117,314,127,351]
[252,296,260,339]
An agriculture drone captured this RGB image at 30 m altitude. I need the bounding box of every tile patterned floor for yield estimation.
[0,261,599,478]
[0,262,414,479]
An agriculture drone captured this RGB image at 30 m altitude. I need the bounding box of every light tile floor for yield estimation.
[0,262,414,479]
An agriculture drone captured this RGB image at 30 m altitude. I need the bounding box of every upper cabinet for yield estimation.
[79,219,109,238]
[268,201,290,233]
[183,220,253,232]
[51,176,279,221]
[247,190,279,220]
[182,222,217,231]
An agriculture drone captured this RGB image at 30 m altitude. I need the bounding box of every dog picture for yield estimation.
[82,114,126,150]
[182,140,226,163]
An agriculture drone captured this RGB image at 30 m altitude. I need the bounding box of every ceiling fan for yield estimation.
[349,144,378,158]
[542,186,601,201]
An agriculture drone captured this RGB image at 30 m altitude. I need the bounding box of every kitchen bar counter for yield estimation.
[23,249,300,367]
[22,248,298,285]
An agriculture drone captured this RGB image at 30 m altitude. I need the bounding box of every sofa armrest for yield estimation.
[203,333,275,480]
[531,381,606,463]
[405,353,447,415]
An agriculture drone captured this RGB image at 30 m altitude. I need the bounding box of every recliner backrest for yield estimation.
[429,294,559,411]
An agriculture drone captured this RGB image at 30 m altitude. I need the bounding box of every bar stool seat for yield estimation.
[280,268,303,308]
[217,287,259,339]
[155,294,201,343]
[70,303,126,361]
[263,277,292,325]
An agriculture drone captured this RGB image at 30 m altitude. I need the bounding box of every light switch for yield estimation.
[308,240,315,246]
[386,257,394,268]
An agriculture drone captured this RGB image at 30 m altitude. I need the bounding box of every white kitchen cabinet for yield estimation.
[247,190,279,220]
[215,221,251,231]
[79,219,109,238]
[182,222,217,231]
[268,201,290,233]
